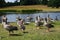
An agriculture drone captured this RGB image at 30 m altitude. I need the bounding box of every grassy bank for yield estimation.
[0,9,41,13]
[0,5,60,13]
[0,21,60,40]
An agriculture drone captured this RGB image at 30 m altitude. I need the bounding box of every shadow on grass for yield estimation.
[9,34,23,36]
[9,32,28,36]
[50,30,56,32]
[23,32,28,33]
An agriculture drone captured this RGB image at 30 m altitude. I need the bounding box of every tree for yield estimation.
[20,0,40,5]
[15,0,19,2]
[42,0,48,5]
[14,0,20,6]
[48,0,60,8]
[0,0,6,8]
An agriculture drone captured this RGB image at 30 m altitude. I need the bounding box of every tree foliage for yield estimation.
[0,0,60,8]
[20,0,40,5]
[48,0,60,8]
[0,0,6,8]
[42,0,48,5]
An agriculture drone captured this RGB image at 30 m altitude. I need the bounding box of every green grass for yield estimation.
[0,9,41,13]
[0,21,60,40]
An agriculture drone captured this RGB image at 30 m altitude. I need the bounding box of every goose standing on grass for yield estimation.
[35,16,43,29]
[17,19,26,33]
[43,18,54,32]
[35,16,39,29]
[2,15,7,25]
[3,22,18,34]
[16,16,21,25]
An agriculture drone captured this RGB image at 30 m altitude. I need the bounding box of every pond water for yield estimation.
[0,12,60,22]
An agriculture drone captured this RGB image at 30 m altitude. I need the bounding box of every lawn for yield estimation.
[0,5,60,12]
[0,21,60,40]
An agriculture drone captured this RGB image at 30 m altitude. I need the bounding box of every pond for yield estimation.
[0,12,60,22]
